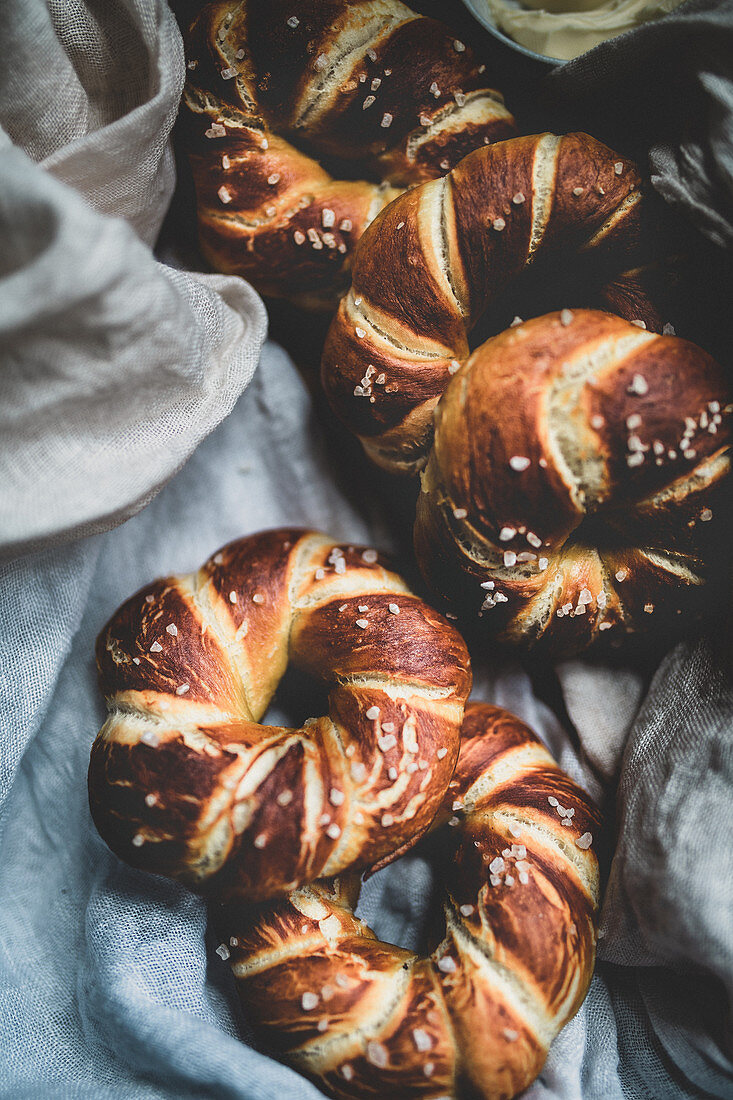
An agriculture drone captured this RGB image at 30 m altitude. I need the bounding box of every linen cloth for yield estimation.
[0,0,268,559]
[1,1,732,1099]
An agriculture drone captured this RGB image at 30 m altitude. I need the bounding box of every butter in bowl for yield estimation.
[462,0,687,62]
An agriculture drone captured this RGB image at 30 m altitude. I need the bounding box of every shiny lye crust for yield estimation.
[89,529,471,902]
[416,311,733,654]
[220,703,601,1100]
[321,131,666,471]
[181,0,515,308]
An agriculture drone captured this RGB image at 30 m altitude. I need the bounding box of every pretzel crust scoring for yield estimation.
[321,131,667,471]
[89,529,471,902]
[181,0,515,308]
[415,311,733,654]
[221,703,601,1099]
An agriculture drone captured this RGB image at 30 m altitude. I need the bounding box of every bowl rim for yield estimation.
[460,0,565,67]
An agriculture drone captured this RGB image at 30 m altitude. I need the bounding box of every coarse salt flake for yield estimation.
[576,832,593,849]
[301,992,318,1010]
[366,1041,388,1068]
[509,456,531,471]
[413,1028,432,1052]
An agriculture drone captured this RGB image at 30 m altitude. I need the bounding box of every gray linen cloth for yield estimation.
[1,0,732,1098]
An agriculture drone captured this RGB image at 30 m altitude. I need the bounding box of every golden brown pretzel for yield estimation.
[219,703,601,1100]
[88,529,471,902]
[321,131,668,472]
[414,311,733,655]
[181,0,515,308]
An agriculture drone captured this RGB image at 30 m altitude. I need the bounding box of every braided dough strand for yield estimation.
[221,703,601,1099]
[89,529,471,901]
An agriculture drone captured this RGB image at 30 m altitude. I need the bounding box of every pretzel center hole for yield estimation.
[467,251,650,353]
[261,664,330,731]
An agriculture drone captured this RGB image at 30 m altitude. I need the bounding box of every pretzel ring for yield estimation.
[89,529,471,902]
[220,703,601,1099]
[181,0,515,309]
[321,131,667,472]
[415,310,732,654]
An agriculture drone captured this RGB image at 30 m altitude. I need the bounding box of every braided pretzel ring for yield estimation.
[321,131,666,471]
[221,703,600,1099]
[182,0,515,308]
[416,310,732,654]
[89,529,471,902]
